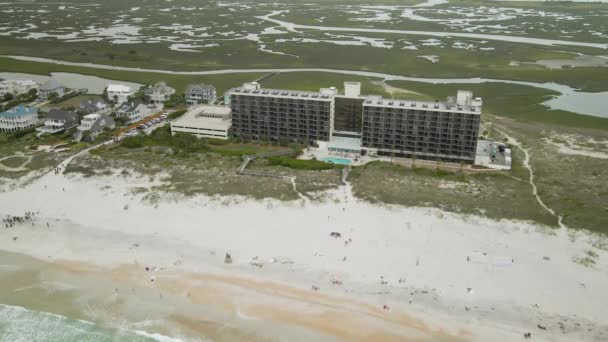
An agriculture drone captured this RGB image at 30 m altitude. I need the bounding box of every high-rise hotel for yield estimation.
[228,82,482,163]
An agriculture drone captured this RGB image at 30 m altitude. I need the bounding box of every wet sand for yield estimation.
[0,250,464,341]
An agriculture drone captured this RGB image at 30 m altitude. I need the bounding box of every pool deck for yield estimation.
[299,143,508,173]
[321,157,352,165]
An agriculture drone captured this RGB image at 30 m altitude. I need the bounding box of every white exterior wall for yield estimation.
[78,115,100,131]
[170,124,229,140]
[149,92,168,104]
[186,87,217,105]
[0,112,39,132]
[456,90,473,106]
[108,90,133,104]
[123,104,151,123]
[344,82,361,98]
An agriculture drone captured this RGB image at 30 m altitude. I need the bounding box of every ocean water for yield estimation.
[0,304,183,342]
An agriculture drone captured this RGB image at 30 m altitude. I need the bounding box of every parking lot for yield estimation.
[122,113,169,138]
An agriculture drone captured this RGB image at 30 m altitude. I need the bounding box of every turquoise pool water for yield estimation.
[321,157,352,165]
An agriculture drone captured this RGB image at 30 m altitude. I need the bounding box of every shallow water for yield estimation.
[2,56,606,118]
[0,72,142,94]
[544,92,608,118]
[0,304,166,342]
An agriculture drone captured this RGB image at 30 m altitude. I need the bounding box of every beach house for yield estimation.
[116,99,151,123]
[107,84,135,105]
[74,113,115,142]
[0,105,39,133]
[79,98,111,116]
[185,83,216,106]
[38,79,65,101]
[144,82,175,105]
[36,108,78,134]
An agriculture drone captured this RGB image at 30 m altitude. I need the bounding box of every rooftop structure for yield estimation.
[344,81,361,98]
[170,104,231,140]
[363,96,482,115]
[230,82,336,101]
[79,98,110,116]
[106,84,132,93]
[36,108,78,134]
[107,84,135,105]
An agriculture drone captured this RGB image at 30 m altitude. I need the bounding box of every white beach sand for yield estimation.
[1,155,607,341]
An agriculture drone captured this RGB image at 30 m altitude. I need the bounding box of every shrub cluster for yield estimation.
[267,156,338,170]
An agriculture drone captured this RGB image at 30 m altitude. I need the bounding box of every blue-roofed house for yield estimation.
[0,105,39,133]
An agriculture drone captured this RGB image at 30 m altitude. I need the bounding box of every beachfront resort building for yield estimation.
[116,99,152,123]
[228,82,336,145]
[36,109,78,134]
[144,82,176,104]
[0,105,39,133]
[38,79,65,101]
[74,113,115,142]
[107,84,135,105]
[361,91,481,163]
[0,79,38,97]
[228,82,482,164]
[186,83,217,106]
[170,104,231,140]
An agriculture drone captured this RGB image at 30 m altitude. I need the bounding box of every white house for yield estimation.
[0,105,39,133]
[107,84,135,105]
[0,79,39,97]
[116,99,151,123]
[144,82,175,104]
[74,113,115,142]
[170,104,231,140]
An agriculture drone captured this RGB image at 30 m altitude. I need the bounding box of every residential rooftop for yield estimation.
[40,79,63,90]
[0,105,38,117]
[107,84,133,92]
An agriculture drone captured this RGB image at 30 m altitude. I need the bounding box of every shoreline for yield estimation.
[1,166,608,341]
[0,249,461,342]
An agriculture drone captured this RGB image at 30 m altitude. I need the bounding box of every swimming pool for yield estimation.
[321,157,352,165]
